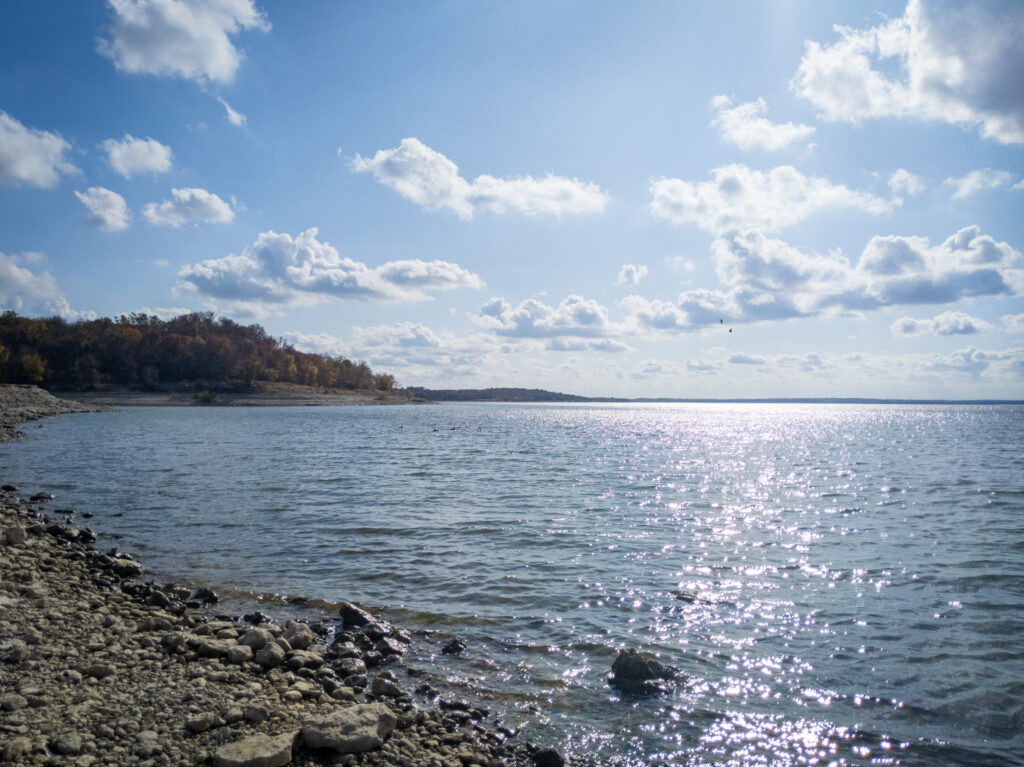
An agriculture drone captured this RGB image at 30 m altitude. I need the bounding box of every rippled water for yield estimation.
[2,403,1023,766]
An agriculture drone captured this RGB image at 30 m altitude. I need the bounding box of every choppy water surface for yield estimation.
[3,403,1023,766]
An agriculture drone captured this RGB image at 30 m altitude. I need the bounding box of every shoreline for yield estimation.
[0,394,567,767]
[0,487,540,767]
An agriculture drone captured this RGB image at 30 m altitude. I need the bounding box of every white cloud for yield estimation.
[98,0,270,84]
[0,252,90,319]
[710,95,815,150]
[135,305,193,320]
[351,137,607,219]
[616,264,648,286]
[281,331,350,358]
[944,168,1015,199]
[74,186,131,231]
[792,0,1024,144]
[1003,314,1024,333]
[927,346,1015,375]
[888,168,925,196]
[890,310,992,336]
[0,111,79,188]
[622,225,1023,332]
[649,163,896,234]
[478,295,617,339]
[217,97,246,127]
[143,187,234,226]
[178,227,483,312]
[101,133,172,178]
[728,352,767,365]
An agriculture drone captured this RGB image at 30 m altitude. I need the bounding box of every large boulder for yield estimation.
[608,648,679,695]
[213,731,297,767]
[300,703,396,753]
[338,602,376,628]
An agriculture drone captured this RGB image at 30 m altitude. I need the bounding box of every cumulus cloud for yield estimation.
[927,346,1014,375]
[649,163,896,234]
[710,95,815,150]
[143,188,234,227]
[0,252,89,319]
[944,168,1015,199]
[622,225,1023,332]
[478,295,617,339]
[351,137,607,219]
[1003,314,1024,333]
[890,310,992,336]
[178,227,483,312]
[791,0,1024,144]
[74,186,131,231]
[102,134,172,178]
[616,264,648,287]
[0,111,79,188]
[217,97,246,127]
[728,352,767,365]
[98,0,270,84]
[888,168,925,196]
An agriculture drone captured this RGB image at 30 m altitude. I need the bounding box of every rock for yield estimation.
[243,611,271,625]
[255,642,286,669]
[110,557,144,578]
[30,492,53,502]
[3,526,26,545]
[192,587,219,604]
[283,622,316,650]
[370,676,402,699]
[0,693,28,711]
[186,712,217,733]
[0,639,29,663]
[300,702,397,753]
[335,657,367,677]
[532,748,565,767]
[375,637,406,657]
[82,662,115,679]
[226,644,254,664]
[51,731,82,756]
[339,602,376,628]
[244,705,269,724]
[608,648,679,695]
[285,649,323,670]
[213,731,297,767]
[137,616,174,632]
[161,632,188,652]
[2,736,32,761]
[442,638,467,655]
[196,637,237,658]
[239,627,274,650]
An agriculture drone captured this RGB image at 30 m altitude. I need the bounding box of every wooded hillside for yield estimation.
[0,311,396,392]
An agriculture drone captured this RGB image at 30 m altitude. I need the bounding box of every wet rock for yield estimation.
[213,731,297,767]
[192,587,219,605]
[328,639,359,658]
[300,702,397,753]
[30,492,53,502]
[243,611,271,625]
[375,637,406,657]
[442,638,467,655]
[370,675,402,699]
[110,556,143,578]
[339,602,375,628]
[285,649,323,670]
[532,747,565,767]
[608,648,679,695]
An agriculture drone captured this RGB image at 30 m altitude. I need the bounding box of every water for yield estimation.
[2,403,1023,766]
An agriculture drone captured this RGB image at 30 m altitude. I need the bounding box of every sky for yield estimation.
[2,0,1023,399]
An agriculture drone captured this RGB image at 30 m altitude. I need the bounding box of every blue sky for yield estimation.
[2,0,1023,398]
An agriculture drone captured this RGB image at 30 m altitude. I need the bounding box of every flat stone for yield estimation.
[196,638,237,658]
[213,731,297,767]
[300,702,397,753]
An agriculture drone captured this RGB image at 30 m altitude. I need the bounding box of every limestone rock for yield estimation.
[300,702,397,753]
[213,731,297,767]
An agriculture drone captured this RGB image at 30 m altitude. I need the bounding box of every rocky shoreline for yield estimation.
[0,485,572,767]
[0,386,110,443]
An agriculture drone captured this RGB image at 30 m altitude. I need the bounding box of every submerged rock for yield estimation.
[442,637,467,655]
[608,648,680,695]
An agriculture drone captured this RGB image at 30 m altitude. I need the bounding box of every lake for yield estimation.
[2,402,1022,766]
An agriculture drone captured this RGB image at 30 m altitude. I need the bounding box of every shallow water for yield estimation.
[2,403,1023,766]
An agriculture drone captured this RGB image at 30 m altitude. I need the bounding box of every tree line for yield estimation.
[0,311,397,393]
